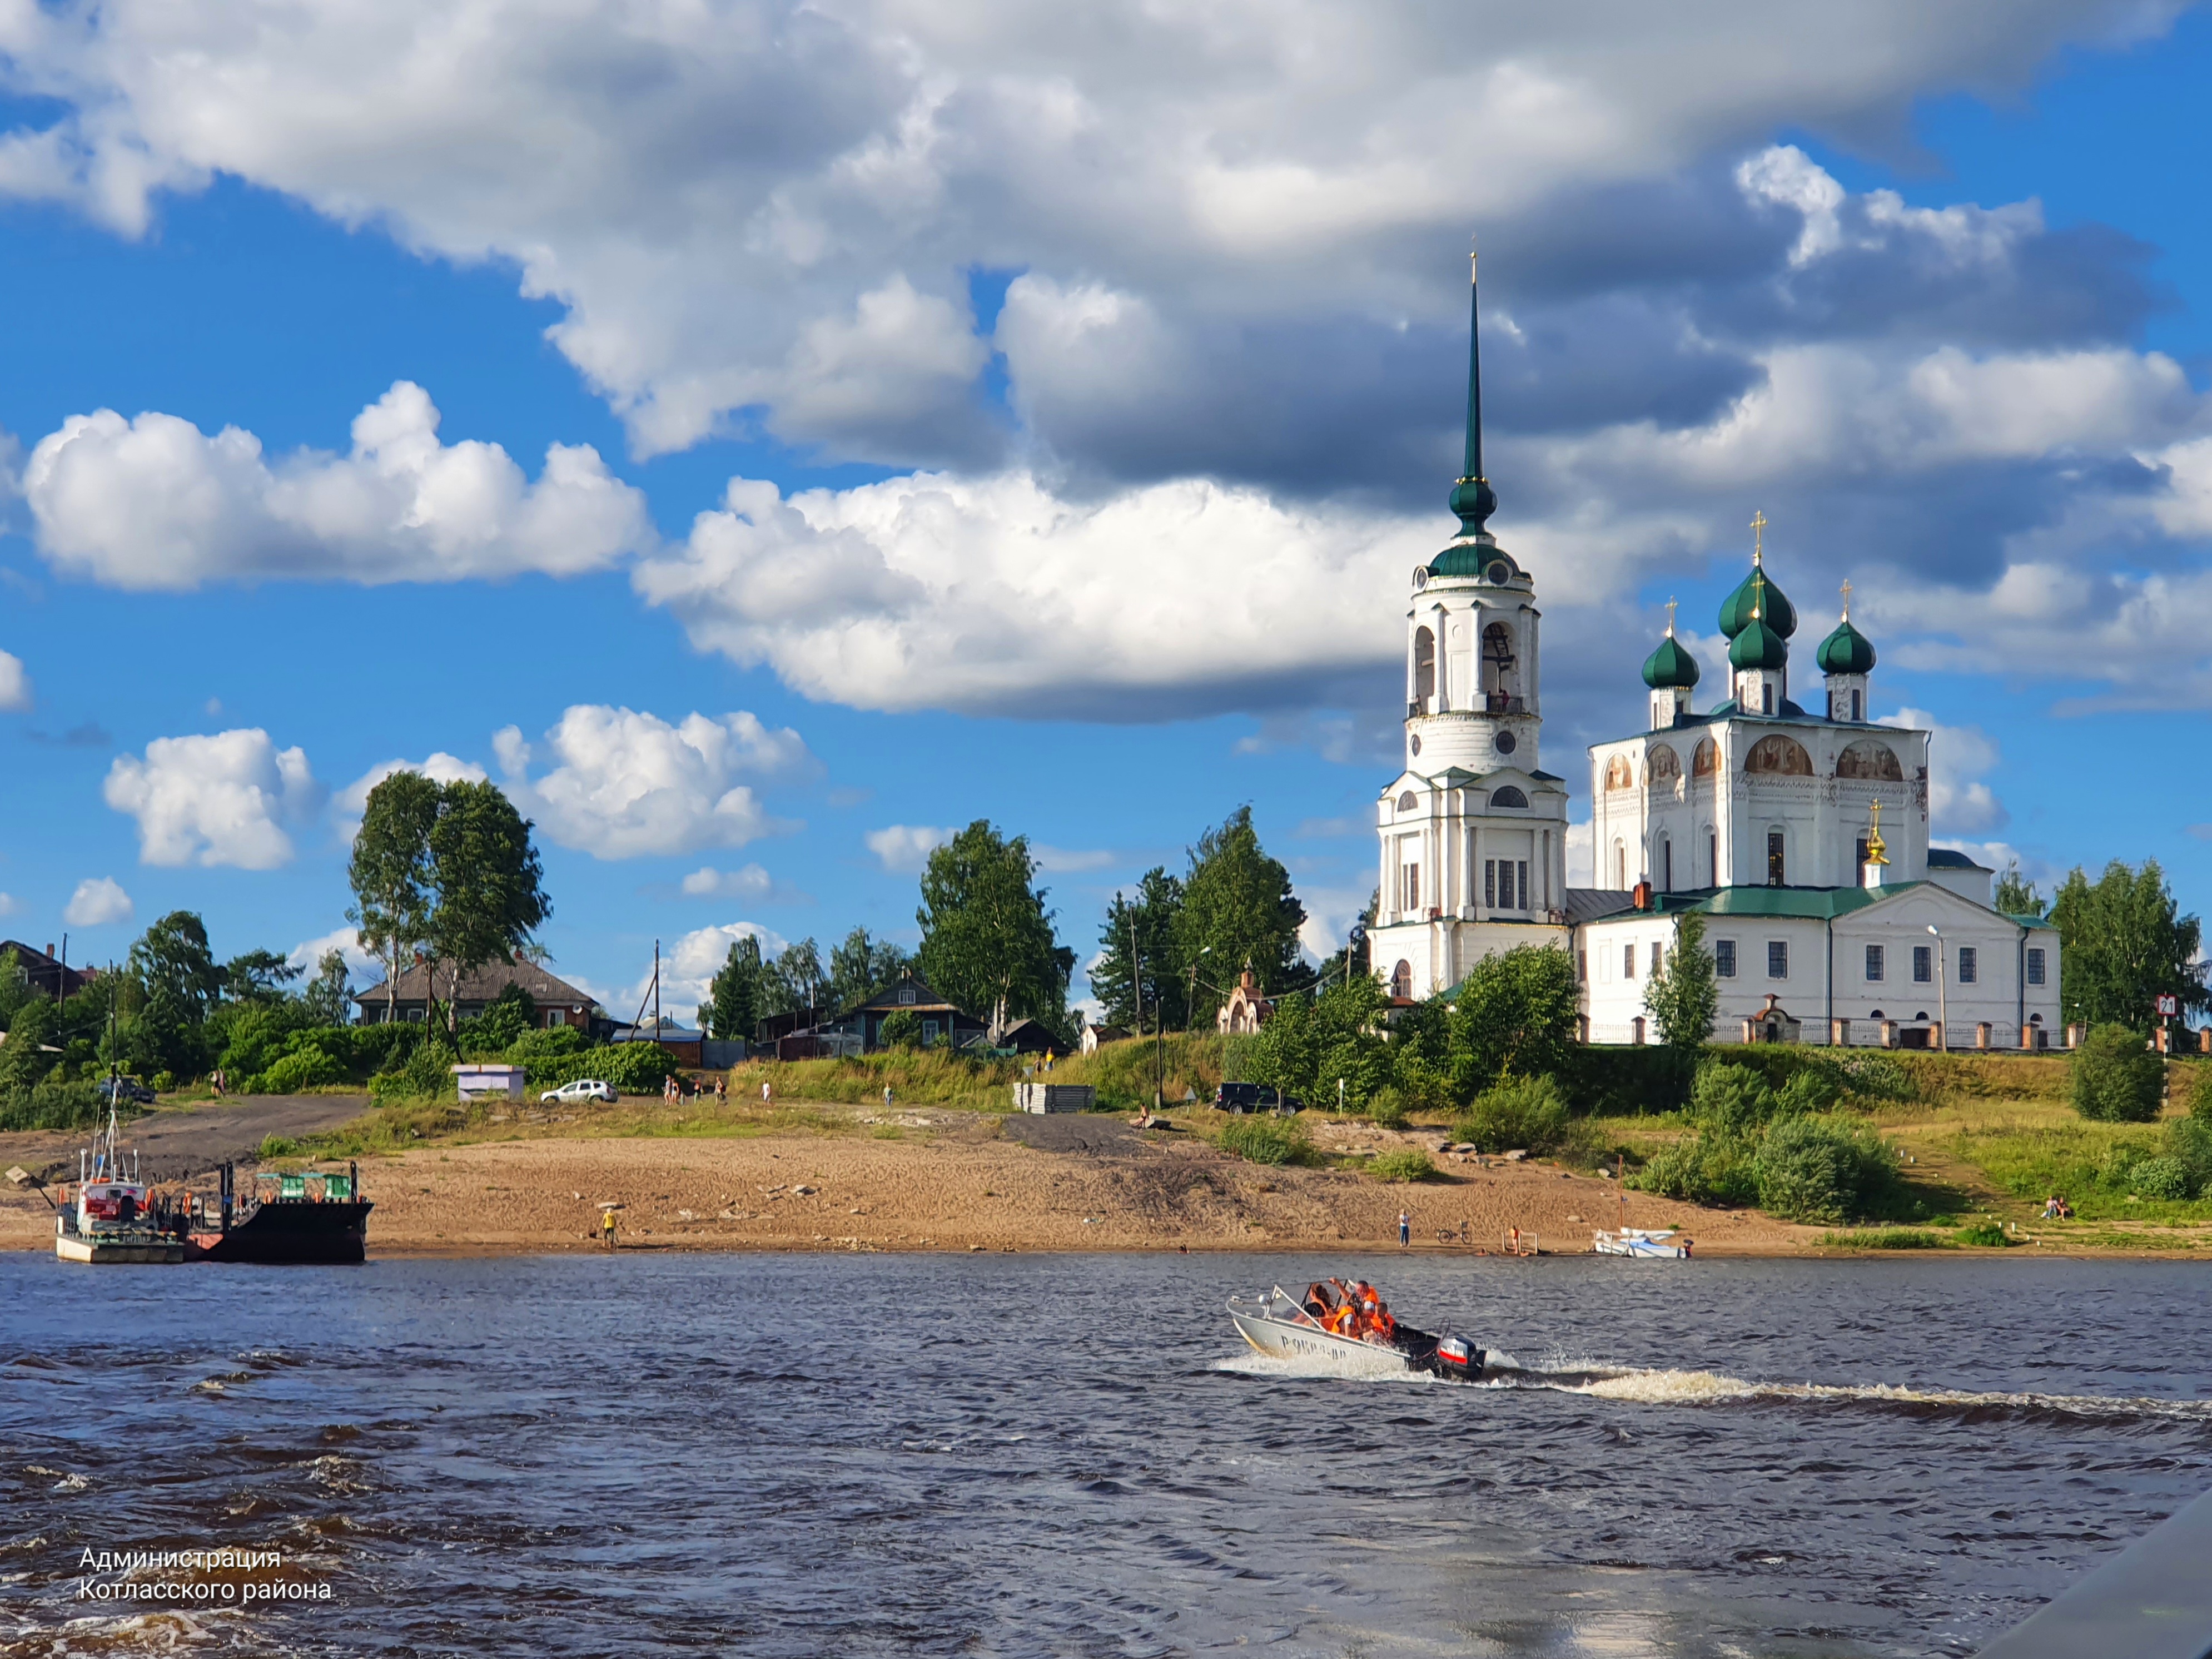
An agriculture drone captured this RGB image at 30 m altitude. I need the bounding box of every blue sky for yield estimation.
[0,1,2206,1016]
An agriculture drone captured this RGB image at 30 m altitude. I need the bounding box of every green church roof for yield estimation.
[1641,632,1701,689]
[1430,539,1525,582]
[1427,248,1523,584]
[1728,614,1788,670]
[1816,615,1876,675]
[1719,563,1796,640]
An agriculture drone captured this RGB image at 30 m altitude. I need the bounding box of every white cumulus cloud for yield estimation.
[103,729,325,868]
[286,925,379,982]
[495,705,811,860]
[63,876,132,926]
[23,382,652,590]
[679,863,806,903]
[864,824,955,872]
[613,922,790,1021]
[0,650,32,712]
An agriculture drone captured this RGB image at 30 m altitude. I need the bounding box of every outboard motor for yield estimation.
[1432,1335,1483,1381]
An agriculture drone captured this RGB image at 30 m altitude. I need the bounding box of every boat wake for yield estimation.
[1216,1352,2212,1424]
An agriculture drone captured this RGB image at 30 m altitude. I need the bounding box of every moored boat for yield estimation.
[188,1161,372,1264]
[1592,1226,1691,1259]
[53,1105,185,1264]
[1227,1280,1485,1380]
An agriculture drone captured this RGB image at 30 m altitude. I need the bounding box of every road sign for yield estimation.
[2155,994,2180,1017]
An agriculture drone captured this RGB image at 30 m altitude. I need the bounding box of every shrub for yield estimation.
[1365,1086,1409,1129]
[2130,1156,2197,1200]
[877,1009,923,1050]
[1833,1052,1915,1104]
[2186,1063,2212,1121]
[1453,1074,1569,1153]
[370,1044,453,1102]
[509,1025,588,1065]
[1687,1060,1783,1135]
[260,1135,300,1159]
[0,1079,107,1132]
[1818,1227,1950,1250]
[150,1071,178,1094]
[2166,1115,2212,1191]
[2071,1025,2161,1122]
[1751,1115,1899,1224]
[1219,1116,1300,1165]
[520,1041,676,1095]
[262,1046,347,1094]
[1631,1133,1758,1208]
[1369,1148,1436,1183]
[1955,1218,2010,1247]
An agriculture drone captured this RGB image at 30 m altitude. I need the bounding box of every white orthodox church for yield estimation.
[1368,260,2061,1051]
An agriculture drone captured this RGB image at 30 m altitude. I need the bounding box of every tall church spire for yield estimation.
[1449,245,1498,538]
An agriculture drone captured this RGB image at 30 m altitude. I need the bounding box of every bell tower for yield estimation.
[1401,248,1543,777]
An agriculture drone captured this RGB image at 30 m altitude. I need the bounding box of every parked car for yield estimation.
[1214,1082,1303,1116]
[95,1075,157,1106]
[540,1079,617,1105]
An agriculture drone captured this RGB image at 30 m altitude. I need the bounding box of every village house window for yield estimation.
[2027,947,2047,987]
[1865,945,1884,982]
[1402,863,1421,911]
[1958,947,1978,985]
[1516,861,1528,908]
[1714,940,1737,978]
[1623,943,1636,980]
[1766,831,1786,886]
[922,1019,940,1044]
[897,984,917,1005]
[1484,860,1495,908]
[1913,946,1932,983]
[1650,942,1663,977]
[1767,940,1788,980]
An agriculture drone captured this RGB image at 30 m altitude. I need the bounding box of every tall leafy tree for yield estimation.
[1092,867,1186,1032]
[130,912,222,1024]
[1446,944,1579,1095]
[1995,861,2045,917]
[826,927,910,1012]
[2051,859,2207,1030]
[768,938,824,1015]
[915,820,1074,1037]
[1643,910,1718,1052]
[1174,806,1306,1027]
[223,948,302,1004]
[348,771,441,1024]
[301,950,354,1026]
[703,935,767,1038]
[425,780,552,1037]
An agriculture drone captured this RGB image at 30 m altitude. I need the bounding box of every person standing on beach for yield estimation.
[600,1209,617,1250]
[1398,1210,1411,1249]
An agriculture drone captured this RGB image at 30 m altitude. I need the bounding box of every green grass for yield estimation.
[1816,1227,1955,1250]
[1941,1121,2212,1223]
[1216,1116,1303,1166]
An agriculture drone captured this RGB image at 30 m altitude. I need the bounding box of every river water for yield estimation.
[3,1251,2209,1657]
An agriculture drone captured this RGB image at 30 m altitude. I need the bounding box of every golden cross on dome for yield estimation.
[1840,577,1852,620]
[1665,597,1678,637]
[1749,509,1768,565]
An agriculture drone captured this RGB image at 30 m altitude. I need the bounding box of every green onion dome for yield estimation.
[1718,564,1796,639]
[1728,614,1788,671]
[1641,632,1701,689]
[1816,616,1876,675]
[1428,539,1525,583]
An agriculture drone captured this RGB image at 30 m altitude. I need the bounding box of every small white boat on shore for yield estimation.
[1227,1281,1484,1380]
[1592,1227,1691,1259]
[53,1103,184,1265]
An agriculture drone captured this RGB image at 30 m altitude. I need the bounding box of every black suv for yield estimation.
[96,1075,157,1106]
[1214,1082,1303,1116]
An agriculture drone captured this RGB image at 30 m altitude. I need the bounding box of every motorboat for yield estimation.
[1592,1226,1691,1259]
[53,1104,185,1264]
[1227,1279,1485,1380]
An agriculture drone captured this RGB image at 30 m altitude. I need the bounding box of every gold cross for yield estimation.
[1749,510,1768,565]
[1665,597,1678,637]
[1840,578,1852,620]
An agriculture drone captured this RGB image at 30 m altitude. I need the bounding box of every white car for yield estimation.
[540,1079,617,1104]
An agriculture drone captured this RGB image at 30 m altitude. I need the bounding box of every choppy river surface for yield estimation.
[3,1251,2210,1657]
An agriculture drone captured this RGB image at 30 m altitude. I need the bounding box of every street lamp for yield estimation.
[1926,924,1947,1052]
[1186,945,1212,1035]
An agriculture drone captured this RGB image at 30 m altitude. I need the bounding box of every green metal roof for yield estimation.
[1428,537,1525,582]
[1816,615,1876,674]
[1728,614,1788,670]
[1719,563,1797,639]
[1641,632,1701,689]
[1610,881,2059,928]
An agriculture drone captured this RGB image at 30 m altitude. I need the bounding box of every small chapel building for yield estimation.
[1369,256,2061,1050]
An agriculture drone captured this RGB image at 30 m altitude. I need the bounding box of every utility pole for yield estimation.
[1925,925,1947,1052]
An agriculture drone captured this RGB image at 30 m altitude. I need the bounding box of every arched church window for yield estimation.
[1646,745,1681,787]
[1835,739,1903,781]
[1603,755,1635,791]
[1744,735,1814,777]
[1413,627,1436,705]
[1490,786,1527,808]
[1390,960,1412,1001]
[1397,791,1418,810]
[1692,738,1717,778]
[1613,840,1627,888]
[1482,623,1517,701]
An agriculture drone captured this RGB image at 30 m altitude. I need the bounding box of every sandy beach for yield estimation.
[1,1102,1818,1255]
